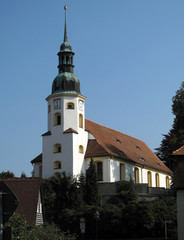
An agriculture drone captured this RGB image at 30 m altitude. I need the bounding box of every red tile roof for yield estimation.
[63,128,78,134]
[85,119,172,174]
[172,145,184,156]
[31,153,42,164]
[1,178,41,226]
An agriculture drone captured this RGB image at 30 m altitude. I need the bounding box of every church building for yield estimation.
[31,7,172,189]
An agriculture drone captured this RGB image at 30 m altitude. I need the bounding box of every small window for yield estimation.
[67,102,74,109]
[155,173,160,187]
[53,161,62,170]
[48,105,51,113]
[53,144,62,153]
[54,113,61,125]
[79,145,84,154]
[79,114,83,128]
[166,176,170,189]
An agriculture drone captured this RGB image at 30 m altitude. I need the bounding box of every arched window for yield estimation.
[79,114,83,128]
[166,176,170,189]
[135,167,139,183]
[53,144,62,153]
[67,102,74,109]
[147,171,152,187]
[53,161,62,170]
[120,163,125,181]
[96,162,103,181]
[66,56,69,64]
[155,173,160,187]
[79,145,84,154]
[54,113,61,125]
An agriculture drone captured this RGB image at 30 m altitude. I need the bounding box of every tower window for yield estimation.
[67,102,74,109]
[54,113,61,125]
[79,114,83,128]
[53,161,62,170]
[48,105,51,113]
[79,145,84,154]
[53,144,62,153]
[66,56,69,64]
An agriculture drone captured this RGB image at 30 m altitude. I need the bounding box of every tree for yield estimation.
[84,159,99,205]
[0,171,15,178]
[5,214,77,240]
[156,82,184,169]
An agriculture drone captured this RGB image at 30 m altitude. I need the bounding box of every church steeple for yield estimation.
[52,6,80,95]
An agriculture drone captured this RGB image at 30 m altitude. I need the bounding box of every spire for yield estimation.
[51,5,81,95]
[64,5,68,42]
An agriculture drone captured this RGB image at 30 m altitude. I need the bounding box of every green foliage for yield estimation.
[20,172,27,178]
[0,171,15,178]
[156,81,184,168]
[5,214,77,240]
[116,178,138,204]
[42,172,82,225]
[84,160,99,205]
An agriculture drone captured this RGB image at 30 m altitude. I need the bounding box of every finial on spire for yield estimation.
[64,5,68,42]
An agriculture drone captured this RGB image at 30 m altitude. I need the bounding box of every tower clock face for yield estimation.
[78,100,83,111]
[54,98,61,110]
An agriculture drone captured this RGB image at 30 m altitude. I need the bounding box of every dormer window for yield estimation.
[67,102,74,109]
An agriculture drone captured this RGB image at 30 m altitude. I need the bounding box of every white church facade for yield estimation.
[31,7,172,189]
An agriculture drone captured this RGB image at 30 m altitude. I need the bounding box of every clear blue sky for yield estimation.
[1,0,184,177]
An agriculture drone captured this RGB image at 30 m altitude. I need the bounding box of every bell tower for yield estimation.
[42,6,88,179]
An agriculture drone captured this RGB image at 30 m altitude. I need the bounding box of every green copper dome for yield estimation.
[52,72,80,94]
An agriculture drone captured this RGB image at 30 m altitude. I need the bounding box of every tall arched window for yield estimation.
[53,144,62,153]
[155,173,160,187]
[79,114,83,128]
[166,176,170,189]
[53,161,62,170]
[79,145,84,154]
[54,113,61,125]
[135,167,139,183]
[96,162,103,181]
[147,171,152,187]
[120,163,125,181]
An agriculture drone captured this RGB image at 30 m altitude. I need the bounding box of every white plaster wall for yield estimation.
[73,129,88,178]
[140,168,170,188]
[33,163,41,177]
[42,132,73,178]
[110,159,119,182]
[177,190,184,240]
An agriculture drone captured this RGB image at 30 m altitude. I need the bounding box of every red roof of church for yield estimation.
[1,178,41,226]
[85,119,172,174]
[172,145,184,155]
[32,119,172,174]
